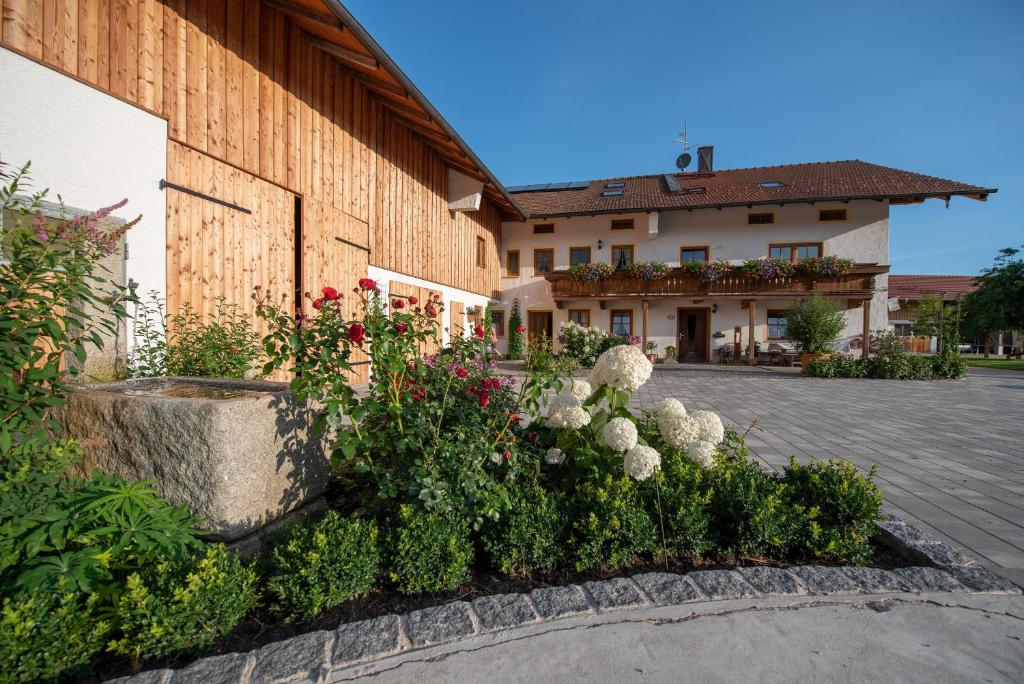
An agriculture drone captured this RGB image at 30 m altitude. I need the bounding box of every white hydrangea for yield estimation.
[589,344,653,393]
[658,414,701,449]
[545,447,566,465]
[624,444,661,481]
[546,394,592,430]
[688,440,718,469]
[601,417,638,452]
[691,410,725,445]
[490,452,502,465]
[559,378,593,402]
[656,398,687,420]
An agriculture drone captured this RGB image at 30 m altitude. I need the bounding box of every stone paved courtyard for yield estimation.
[630,364,1024,584]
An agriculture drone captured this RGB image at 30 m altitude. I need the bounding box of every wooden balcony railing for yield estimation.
[545,264,888,300]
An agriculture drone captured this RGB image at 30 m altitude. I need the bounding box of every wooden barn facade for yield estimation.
[0,0,525,379]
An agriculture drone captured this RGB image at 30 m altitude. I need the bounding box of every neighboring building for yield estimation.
[0,0,526,379]
[495,160,995,363]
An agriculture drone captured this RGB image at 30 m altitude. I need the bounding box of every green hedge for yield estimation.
[385,505,474,594]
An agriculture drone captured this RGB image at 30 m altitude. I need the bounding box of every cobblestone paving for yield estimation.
[631,364,1024,584]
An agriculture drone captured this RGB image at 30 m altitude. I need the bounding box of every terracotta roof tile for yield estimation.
[889,275,978,300]
[509,160,996,218]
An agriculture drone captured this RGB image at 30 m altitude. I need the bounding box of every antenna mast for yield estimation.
[673,121,692,172]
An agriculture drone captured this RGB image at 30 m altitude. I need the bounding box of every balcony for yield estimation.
[544,264,888,302]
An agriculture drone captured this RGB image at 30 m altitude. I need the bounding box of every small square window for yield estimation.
[748,212,775,225]
[819,208,847,222]
[796,244,820,260]
[568,309,590,327]
[681,247,709,263]
[610,310,633,337]
[533,223,555,234]
[767,310,789,339]
[505,249,520,277]
[611,245,634,269]
[769,246,792,260]
[893,322,912,337]
[569,246,592,266]
[611,219,634,230]
[534,248,554,274]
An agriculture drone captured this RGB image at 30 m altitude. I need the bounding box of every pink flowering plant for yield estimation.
[795,255,855,277]
[255,281,561,527]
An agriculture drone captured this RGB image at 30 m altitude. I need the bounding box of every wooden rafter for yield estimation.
[263,0,344,30]
[303,32,378,70]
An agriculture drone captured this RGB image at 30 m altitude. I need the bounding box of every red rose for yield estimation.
[503,450,511,460]
[312,297,324,310]
[528,431,538,443]
[322,286,339,300]
[408,295,418,305]
[348,322,366,343]
[515,325,526,334]
[432,293,441,302]
[474,325,485,339]
[509,411,520,422]
[395,322,408,333]
[392,298,405,309]
[228,348,237,354]
[478,390,490,407]
[424,303,437,317]
[358,278,377,291]
[254,284,262,291]
[455,367,469,379]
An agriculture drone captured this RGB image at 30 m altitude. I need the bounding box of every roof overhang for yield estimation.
[274,0,526,220]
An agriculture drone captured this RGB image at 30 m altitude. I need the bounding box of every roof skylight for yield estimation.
[601,190,624,197]
[760,180,785,188]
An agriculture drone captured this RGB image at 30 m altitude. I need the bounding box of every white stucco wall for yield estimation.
[0,47,168,317]
[367,265,492,346]
[495,200,890,356]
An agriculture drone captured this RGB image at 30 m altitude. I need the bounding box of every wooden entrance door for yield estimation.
[528,311,553,343]
[677,308,710,362]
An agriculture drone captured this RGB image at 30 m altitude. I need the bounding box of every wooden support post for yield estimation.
[641,300,649,354]
[747,300,756,366]
[862,299,871,359]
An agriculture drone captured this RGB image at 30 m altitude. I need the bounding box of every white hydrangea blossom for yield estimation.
[490,452,502,465]
[545,447,566,465]
[624,444,661,481]
[691,410,725,445]
[656,398,687,420]
[601,417,638,452]
[658,414,701,450]
[589,344,653,393]
[560,378,593,402]
[688,440,718,469]
[546,394,592,430]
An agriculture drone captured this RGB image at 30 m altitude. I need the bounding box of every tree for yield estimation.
[962,246,1024,357]
[784,295,846,355]
[911,294,960,353]
[507,298,524,360]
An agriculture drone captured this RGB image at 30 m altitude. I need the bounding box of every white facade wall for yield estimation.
[494,200,890,358]
[0,48,168,322]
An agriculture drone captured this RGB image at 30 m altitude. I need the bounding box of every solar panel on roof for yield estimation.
[547,182,572,190]
[567,181,591,189]
[606,182,625,188]
[507,181,592,193]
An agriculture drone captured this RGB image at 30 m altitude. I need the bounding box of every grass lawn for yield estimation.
[965,358,1024,371]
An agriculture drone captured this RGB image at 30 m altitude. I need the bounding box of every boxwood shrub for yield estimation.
[568,474,658,572]
[655,451,713,558]
[385,505,474,594]
[481,482,565,575]
[267,511,380,620]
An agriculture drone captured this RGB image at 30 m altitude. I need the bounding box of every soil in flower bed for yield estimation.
[83,536,914,683]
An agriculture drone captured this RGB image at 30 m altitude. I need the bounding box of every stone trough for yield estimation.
[55,377,329,541]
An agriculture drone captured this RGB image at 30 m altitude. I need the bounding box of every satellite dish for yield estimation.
[675,153,691,172]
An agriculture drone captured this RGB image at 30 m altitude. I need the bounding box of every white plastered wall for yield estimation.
[0,48,168,338]
[495,200,890,356]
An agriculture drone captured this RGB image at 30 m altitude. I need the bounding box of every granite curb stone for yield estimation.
[109,517,1022,683]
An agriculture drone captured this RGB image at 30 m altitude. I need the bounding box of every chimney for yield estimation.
[697,145,714,173]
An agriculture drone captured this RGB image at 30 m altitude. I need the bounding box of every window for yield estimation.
[492,310,506,337]
[748,212,775,225]
[611,244,634,270]
[505,249,520,277]
[569,246,592,266]
[606,182,625,189]
[533,223,554,234]
[770,242,823,263]
[568,309,590,327]
[476,236,486,268]
[610,310,633,337]
[533,248,554,274]
[601,190,623,197]
[680,246,709,263]
[611,218,634,230]
[893,322,912,337]
[760,180,785,188]
[819,208,847,222]
[767,310,789,339]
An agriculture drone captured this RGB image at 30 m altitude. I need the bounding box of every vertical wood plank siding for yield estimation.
[0,0,504,300]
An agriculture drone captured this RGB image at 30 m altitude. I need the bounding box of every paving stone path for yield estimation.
[631,364,1024,584]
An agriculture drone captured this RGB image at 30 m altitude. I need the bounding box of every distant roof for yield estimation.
[508,160,996,218]
[889,275,978,301]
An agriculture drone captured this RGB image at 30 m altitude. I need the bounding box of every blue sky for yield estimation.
[345,0,1023,275]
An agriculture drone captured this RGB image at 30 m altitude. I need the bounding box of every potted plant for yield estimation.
[645,340,658,362]
[784,295,847,371]
[665,344,677,363]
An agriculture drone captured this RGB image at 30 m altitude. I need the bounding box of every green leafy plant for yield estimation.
[481,482,565,575]
[557,321,608,368]
[568,474,658,571]
[130,292,262,378]
[385,505,473,594]
[784,295,846,355]
[507,298,525,360]
[783,458,881,564]
[109,544,259,666]
[0,581,110,684]
[568,262,614,282]
[655,453,713,558]
[267,511,379,620]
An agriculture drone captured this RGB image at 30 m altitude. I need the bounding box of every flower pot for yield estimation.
[800,352,832,373]
[647,353,657,362]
